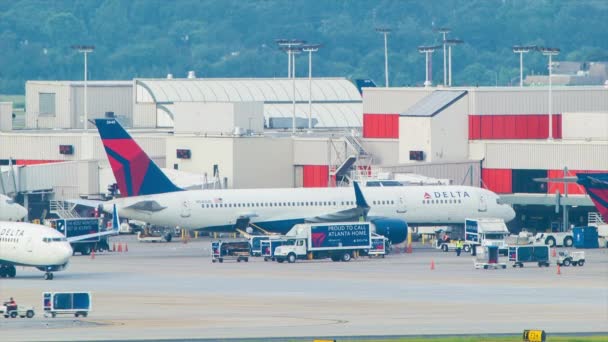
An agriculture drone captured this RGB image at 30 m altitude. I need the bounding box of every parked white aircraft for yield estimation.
[0,206,119,280]
[0,194,27,221]
[95,118,515,244]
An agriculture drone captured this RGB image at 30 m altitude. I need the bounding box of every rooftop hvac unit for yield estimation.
[187,71,196,79]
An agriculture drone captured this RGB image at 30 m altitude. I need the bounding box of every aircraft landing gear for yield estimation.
[44,272,54,280]
[0,265,16,278]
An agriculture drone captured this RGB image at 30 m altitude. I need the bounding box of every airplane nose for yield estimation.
[62,243,74,261]
[506,205,516,222]
[19,206,28,220]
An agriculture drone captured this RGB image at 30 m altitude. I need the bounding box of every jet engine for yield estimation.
[370,218,408,244]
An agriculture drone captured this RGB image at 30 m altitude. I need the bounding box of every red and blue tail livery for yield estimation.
[577,173,608,221]
[95,119,182,197]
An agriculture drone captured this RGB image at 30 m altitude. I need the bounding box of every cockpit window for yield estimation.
[6,199,15,204]
[496,198,504,205]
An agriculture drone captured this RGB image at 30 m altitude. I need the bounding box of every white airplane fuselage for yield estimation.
[105,185,515,231]
[0,194,27,221]
[0,222,73,268]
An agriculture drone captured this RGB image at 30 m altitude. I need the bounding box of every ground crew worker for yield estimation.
[456,239,463,256]
[5,297,17,312]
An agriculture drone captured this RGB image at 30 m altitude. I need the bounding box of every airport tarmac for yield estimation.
[1,236,607,341]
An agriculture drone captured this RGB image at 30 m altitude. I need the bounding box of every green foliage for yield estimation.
[0,0,607,93]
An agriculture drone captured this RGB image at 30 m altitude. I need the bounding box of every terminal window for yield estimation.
[39,93,56,116]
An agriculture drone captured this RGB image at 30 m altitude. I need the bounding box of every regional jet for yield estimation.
[95,118,515,244]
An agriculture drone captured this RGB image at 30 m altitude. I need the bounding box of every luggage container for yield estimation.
[43,292,91,318]
[508,245,550,267]
[573,227,599,249]
[367,234,388,258]
[473,245,507,269]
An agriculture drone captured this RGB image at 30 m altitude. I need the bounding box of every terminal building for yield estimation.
[1,76,607,232]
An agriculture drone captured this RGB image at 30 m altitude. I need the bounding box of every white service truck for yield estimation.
[533,231,574,247]
[465,218,510,256]
[274,222,372,263]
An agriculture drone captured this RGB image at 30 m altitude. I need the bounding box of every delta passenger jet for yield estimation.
[95,118,515,244]
[0,206,120,280]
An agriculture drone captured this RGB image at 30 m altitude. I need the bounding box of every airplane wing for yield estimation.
[305,182,370,223]
[67,205,120,243]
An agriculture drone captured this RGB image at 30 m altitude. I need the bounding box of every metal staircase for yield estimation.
[49,200,80,219]
[588,212,605,227]
[330,133,375,186]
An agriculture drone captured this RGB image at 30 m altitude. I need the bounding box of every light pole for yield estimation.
[284,46,302,134]
[513,45,534,87]
[437,28,451,86]
[72,45,95,131]
[539,47,560,140]
[417,46,439,87]
[444,39,463,86]
[302,44,321,130]
[375,28,391,87]
[276,39,305,78]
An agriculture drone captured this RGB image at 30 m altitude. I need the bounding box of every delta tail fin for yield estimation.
[577,173,608,221]
[95,118,182,197]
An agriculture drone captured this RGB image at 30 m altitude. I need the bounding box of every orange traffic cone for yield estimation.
[406,243,413,254]
[430,259,435,270]
[124,243,128,252]
[117,243,123,253]
[91,250,95,259]
[551,248,557,257]
[557,264,561,275]
[112,243,116,252]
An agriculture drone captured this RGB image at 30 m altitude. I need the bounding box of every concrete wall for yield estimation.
[172,102,264,134]
[166,136,235,187]
[25,82,71,129]
[361,139,399,165]
[233,137,293,188]
[430,97,469,162]
[0,102,12,132]
[398,117,431,163]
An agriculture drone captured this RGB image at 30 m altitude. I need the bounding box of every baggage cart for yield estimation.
[508,245,550,267]
[43,292,91,318]
[473,245,507,269]
[368,234,388,258]
[211,241,250,263]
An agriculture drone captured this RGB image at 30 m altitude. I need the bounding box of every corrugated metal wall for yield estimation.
[18,161,98,195]
[547,169,607,195]
[469,87,608,115]
[481,168,512,194]
[302,165,329,187]
[378,161,481,186]
[71,85,133,129]
[0,133,167,162]
[562,112,608,140]
[469,114,562,139]
[482,142,608,170]
[362,114,399,138]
